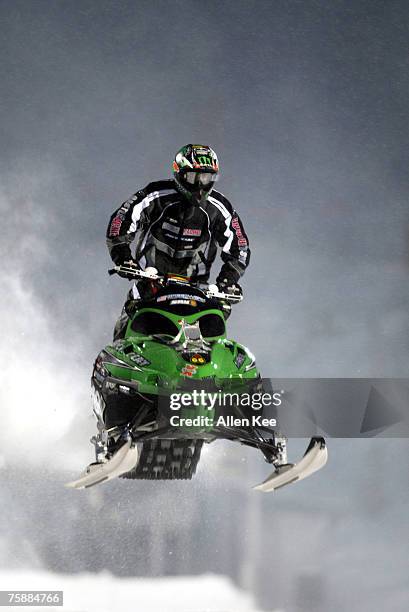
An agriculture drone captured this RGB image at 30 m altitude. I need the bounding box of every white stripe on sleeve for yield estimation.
[207,195,234,253]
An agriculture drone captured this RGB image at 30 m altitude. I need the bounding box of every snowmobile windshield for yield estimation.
[131,310,225,339]
[132,285,226,339]
[197,313,225,337]
[131,311,180,338]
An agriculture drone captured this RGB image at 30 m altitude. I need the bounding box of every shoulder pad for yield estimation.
[123,189,146,206]
[207,190,235,214]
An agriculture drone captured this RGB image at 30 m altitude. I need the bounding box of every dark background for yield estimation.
[1,1,408,610]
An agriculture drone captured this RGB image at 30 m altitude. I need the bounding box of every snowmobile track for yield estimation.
[121,439,203,480]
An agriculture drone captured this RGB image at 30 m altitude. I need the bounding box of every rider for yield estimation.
[107,144,251,339]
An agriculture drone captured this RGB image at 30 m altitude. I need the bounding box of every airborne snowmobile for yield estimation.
[66,265,327,491]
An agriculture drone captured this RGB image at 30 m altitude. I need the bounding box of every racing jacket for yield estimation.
[106,179,250,284]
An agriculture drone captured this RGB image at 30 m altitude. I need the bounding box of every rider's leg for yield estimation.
[112,283,140,341]
[113,307,129,341]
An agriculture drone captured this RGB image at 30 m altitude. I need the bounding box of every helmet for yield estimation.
[173,144,219,202]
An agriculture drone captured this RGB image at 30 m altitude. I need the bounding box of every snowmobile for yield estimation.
[66,265,327,491]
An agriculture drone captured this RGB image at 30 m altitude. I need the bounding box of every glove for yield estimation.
[116,259,141,280]
[216,277,243,298]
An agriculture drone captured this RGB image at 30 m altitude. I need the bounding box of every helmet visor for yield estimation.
[184,171,217,188]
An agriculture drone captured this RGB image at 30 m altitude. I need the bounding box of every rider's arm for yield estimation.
[106,188,153,265]
[212,193,251,284]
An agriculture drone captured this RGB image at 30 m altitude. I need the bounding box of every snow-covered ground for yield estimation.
[0,570,267,612]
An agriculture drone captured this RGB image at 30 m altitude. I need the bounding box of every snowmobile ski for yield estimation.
[253,437,328,492]
[65,438,139,489]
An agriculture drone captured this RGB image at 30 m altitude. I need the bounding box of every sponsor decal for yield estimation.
[170,299,191,306]
[120,202,131,212]
[163,221,180,233]
[239,248,248,265]
[157,293,205,302]
[109,216,122,236]
[183,228,202,236]
[181,363,197,377]
[197,156,212,166]
[234,352,246,369]
[129,354,151,367]
[116,208,127,220]
[193,147,209,155]
[231,217,247,247]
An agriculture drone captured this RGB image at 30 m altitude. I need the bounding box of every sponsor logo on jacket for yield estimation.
[109,216,122,236]
[231,217,247,247]
[183,228,202,236]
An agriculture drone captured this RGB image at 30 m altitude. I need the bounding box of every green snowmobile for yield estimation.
[66,265,327,491]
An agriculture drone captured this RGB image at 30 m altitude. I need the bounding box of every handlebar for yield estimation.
[108,265,243,303]
[108,265,159,280]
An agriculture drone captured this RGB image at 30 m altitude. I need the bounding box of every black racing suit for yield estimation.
[107,179,250,338]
